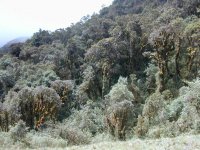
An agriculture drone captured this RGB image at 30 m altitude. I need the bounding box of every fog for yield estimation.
[0,0,113,47]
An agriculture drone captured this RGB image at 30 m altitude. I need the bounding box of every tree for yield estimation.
[85,37,129,98]
[30,29,53,47]
[105,77,141,140]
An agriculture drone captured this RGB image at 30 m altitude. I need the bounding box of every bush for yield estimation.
[30,29,53,47]
[75,65,97,105]
[105,77,141,140]
[15,64,59,88]
[57,125,91,145]
[3,86,62,130]
[49,121,92,146]
[26,131,68,148]
[106,100,137,140]
[0,70,15,100]
[42,102,105,145]
[134,115,149,138]
[144,63,158,94]
[67,105,105,135]
[9,120,28,142]
[51,80,75,120]
[138,78,200,138]
[105,77,134,104]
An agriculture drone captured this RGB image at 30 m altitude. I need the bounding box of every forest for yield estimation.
[0,0,200,149]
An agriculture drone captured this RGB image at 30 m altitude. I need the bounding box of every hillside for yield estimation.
[0,0,200,149]
[0,37,29,53]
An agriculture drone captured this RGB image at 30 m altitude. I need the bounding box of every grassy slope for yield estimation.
[30,135,200,150]
[67,135,200,150]
[1,133,200,150]
[66,135,200,150]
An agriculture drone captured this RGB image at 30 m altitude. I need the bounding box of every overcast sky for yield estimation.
[0,0,113,46]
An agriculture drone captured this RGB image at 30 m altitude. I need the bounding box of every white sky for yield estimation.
[0,0,113,46]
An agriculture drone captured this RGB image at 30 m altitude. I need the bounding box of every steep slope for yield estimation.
[0,0,199,148]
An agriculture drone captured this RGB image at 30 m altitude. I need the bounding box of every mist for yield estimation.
[0,0,113,47]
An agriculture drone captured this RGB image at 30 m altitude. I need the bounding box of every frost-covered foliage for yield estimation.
[134,92,167,137]
[0,0,200,148]
[36,102,105,145]
[105,77,141,140]
[75,65,97,104]
[106,77,134,104]
[54,123,91,145]
[0,70,15,101]
[137,78,200,138]
[144,63,158,94]
[68,106,105,135]
[0,130,68,149]
[106,100,137,140]
[2,86,62,129]
[172,79,200,133]
[26,131,68,148]
[9,120,28,142]
[51,80,75,119]
[15,64,59,88]
[46,119,92,145]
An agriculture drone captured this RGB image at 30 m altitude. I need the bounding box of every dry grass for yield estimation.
[67,134,200,150]
[1,133,200,150]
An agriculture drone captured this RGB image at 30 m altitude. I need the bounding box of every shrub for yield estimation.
[105,77,141,140]
[9,43,23,57]
[139,78,200,138]
[0,70,15,100]
[142,92,166,123]
[138,63,158,95]
[3,86,62,130]
[51,80,75,120]
[165,97,183,122]
[0,102,10,132]
[106,100,137,140]
[30,29,53,47]
[26,131,68,148]
[33,86,62,129]
[51,80,74,103]
[43,102,105,145]
[57,125,91,145]
[67,105,105,135]
[49,120,92,146]
[3,91,21,126]
[75,65,97,105]
[9,120,28,142]
[105,77,134,104]
[134,91,170,137]
[134,115,149,138]
[15,64,59,88]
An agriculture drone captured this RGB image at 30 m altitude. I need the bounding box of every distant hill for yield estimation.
[0,37,29,53]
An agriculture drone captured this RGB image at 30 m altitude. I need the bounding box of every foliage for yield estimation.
[51,80,75,120]
[105,77,141,140]
[75,65,97,104]
[30,29,53,47]
[0,70,15,101]
[9,120,28,142]
[105,77,134,104]
[0,0,200,147]
[2,86,62,129]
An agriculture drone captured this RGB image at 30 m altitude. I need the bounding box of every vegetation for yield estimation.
[0,0,199,149]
